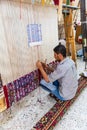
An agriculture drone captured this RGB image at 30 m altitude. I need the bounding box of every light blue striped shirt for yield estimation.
[48,57,78,100]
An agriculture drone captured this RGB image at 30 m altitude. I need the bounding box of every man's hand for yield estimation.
[41,62,47,69]
[41,62,54,73]
[36,60,50,82]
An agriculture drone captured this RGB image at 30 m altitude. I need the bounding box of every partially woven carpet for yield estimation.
[32,76,87,130]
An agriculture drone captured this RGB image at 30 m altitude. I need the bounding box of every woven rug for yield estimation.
[32,76,87,130]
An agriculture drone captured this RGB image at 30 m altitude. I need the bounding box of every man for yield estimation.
[36,44,78,101]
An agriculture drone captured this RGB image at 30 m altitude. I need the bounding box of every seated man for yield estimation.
[36,44,78,101]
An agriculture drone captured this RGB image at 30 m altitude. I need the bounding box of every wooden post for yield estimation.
[58,0,63,21]
[63,1,76,62]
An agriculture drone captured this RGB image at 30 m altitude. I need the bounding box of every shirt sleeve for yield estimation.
[48,65,65,82]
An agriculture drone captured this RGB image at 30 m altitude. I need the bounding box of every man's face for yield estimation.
[54,52,61,62]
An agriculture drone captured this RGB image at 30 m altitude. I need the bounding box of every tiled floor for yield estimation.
[0,57,87,130]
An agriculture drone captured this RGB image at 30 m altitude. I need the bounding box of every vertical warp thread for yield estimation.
[37,45,42,102]
[20,0,22,19]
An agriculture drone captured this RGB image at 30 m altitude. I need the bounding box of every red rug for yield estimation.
[33,76,87,130]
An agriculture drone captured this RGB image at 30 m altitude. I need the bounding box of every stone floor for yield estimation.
[0,57,87,130]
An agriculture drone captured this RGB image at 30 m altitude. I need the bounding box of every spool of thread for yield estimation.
[0,92,7,112]
[0,74,3,90]
[41,0,45,5]
[66,0,70,5]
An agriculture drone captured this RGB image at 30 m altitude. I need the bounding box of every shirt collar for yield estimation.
[59,57,69,65]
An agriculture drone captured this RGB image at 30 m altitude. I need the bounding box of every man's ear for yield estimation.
[57,53,61,57]
[57,53,62,59]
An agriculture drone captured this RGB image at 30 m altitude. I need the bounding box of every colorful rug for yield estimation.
[3,61,57,109]
[32,76,87,130]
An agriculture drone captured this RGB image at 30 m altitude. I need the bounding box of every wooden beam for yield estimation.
[64,9,76,62]
[58,0,63,21]
[8,0,58,8]
[9,0,31,3]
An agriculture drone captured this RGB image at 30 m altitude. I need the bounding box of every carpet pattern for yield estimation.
[33,76,87,130]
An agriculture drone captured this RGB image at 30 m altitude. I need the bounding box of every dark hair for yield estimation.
[53,44,66,57]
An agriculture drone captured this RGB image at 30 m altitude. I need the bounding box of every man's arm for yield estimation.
[36,61,50,82]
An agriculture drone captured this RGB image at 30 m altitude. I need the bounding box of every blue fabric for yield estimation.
[77,49,83,57]
[40,79,65,101]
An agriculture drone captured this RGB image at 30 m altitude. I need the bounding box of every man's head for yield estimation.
[53,44,66,62]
